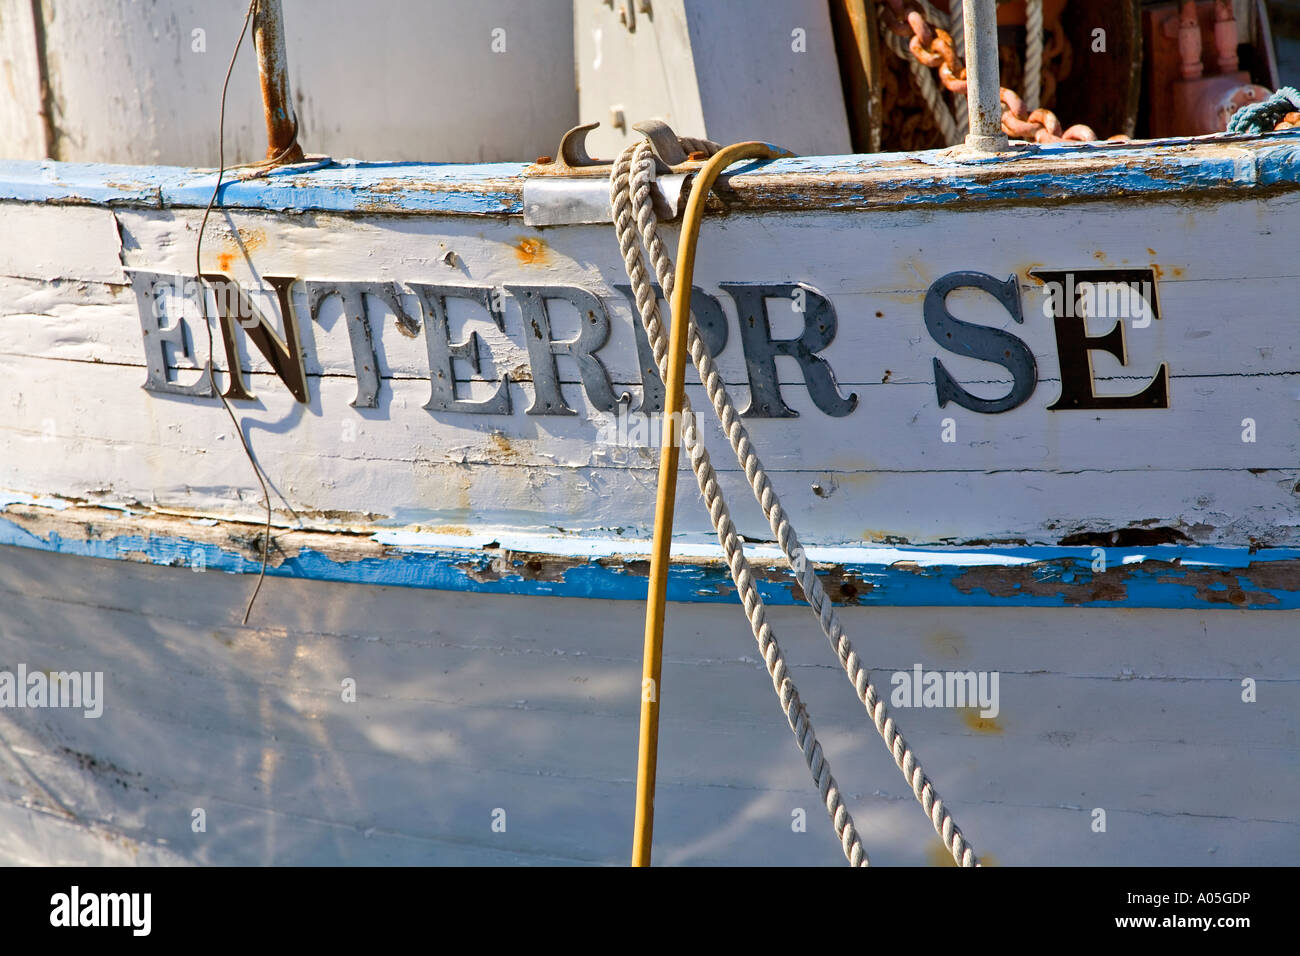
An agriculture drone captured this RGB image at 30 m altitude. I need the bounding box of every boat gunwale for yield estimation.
[1,130,1298,217]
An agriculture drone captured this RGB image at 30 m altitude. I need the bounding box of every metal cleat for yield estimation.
[632,119,689,169]
[527,123,611,177]
[523,120,694,225]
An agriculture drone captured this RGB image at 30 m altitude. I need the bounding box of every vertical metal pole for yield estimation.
[962,0,1008,152]
[252,0,305,163]
[28,0,59,160]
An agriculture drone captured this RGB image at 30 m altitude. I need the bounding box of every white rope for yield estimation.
[611,141,869,867]
[1025,0,1043,112]
[882,26,960,145]
[611,139,979,867]
[909,1,968,140]
[949,0,969,137]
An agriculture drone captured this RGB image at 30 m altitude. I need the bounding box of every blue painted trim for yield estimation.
[3,514,1297,610]
[2,131,1298,216]
[0,158,526,215]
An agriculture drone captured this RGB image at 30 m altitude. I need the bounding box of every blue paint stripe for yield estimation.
[3,517,1297,610]
[0,158,527,215]
[2,131,1298,216]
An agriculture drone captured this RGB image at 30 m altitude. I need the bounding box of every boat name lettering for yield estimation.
[128,268,1169,416]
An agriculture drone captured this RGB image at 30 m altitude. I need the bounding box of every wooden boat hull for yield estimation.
[3,544,1296,866]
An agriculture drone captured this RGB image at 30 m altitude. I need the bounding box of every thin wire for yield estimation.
[195,0,278,626]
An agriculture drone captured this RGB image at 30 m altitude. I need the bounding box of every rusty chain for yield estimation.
[878,0,1115,144]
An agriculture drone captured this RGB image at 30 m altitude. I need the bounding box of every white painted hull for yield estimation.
[2,544,1295,866]
[3,158,1300,549]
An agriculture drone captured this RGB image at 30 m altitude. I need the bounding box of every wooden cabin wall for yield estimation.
[0,0,579,165]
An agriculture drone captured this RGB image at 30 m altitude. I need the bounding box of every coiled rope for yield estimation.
[1227,86,1300,134]
[612,138,979,867]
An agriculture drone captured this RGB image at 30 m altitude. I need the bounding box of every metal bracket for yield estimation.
[529,119,700,177]
[523,173,693,226]
[523,119,704,224]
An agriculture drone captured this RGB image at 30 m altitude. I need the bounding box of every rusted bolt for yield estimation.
[811,481,836,499]
[687,149,708,161]
[536,155,553,164]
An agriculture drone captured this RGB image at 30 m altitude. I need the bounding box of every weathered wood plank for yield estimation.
[4,354,1298,545]
[0,204,123,283]
[6,267,1300,385]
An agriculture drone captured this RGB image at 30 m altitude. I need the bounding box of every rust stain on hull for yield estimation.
[514,236,548,265]
[927,845,1000,867]
[961,709,1004,734]
[952,556,1300,606]
[457,550,585,585]
[783,564,875,605]
[214,227,267,273]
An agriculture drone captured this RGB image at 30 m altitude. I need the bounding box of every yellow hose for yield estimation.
[631,141,791,867]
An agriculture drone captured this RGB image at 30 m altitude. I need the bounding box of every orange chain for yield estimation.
[878,0,1118,144]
